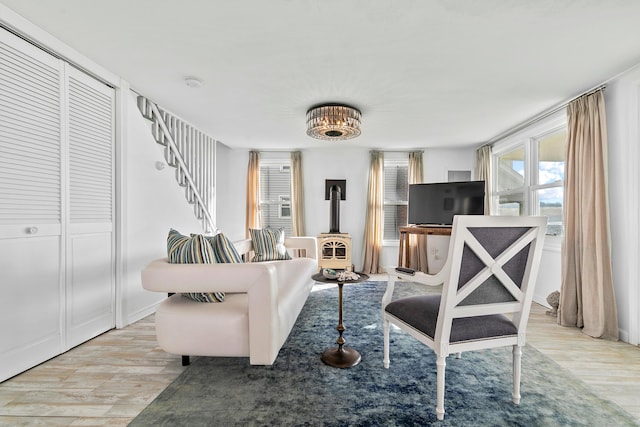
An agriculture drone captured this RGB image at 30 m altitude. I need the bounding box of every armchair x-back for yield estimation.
[382,215,546,420]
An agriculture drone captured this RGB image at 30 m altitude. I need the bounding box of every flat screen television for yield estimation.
[408,181,485,226]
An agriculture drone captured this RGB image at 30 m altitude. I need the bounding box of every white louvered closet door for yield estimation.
[0,28,65,381]
[0,28,115,381]
[65,65,115,348]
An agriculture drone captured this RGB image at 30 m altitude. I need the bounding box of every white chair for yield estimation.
[382,215,547,421]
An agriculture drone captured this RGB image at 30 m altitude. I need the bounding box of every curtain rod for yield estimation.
[484,84,606,146]
[483,57,640,147]
[369,150,424,153]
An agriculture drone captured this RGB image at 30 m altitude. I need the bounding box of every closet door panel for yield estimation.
[65,66,115,347]
[0,29,64,382]
[0,234,63,381]
[67,231,113,346]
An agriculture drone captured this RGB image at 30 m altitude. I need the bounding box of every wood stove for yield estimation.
[317,183,352,271]
[317,233,352,271]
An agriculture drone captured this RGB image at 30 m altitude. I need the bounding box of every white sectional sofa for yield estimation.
[141,236,318,365]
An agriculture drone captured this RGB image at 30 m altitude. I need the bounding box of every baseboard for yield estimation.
[533,296,633,346]
[533,294,551,308]
[122,301,160,328]
[618,328,629,344]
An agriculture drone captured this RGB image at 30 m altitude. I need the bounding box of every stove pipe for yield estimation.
[329,185,341,233]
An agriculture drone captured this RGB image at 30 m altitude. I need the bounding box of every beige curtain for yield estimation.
[475,145,492,215]
[559,90,618,340]
[407,151,428,272]
[408,151,423,184]
[290,151,305,237]
[245,150,260,237]
[362,151,384,274]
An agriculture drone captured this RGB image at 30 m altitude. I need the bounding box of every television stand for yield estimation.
[398,225,453,268]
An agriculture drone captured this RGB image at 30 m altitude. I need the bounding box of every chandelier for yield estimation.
[306,104,361,141]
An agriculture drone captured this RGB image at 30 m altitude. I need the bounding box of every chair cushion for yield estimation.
[385,295,518,343]
[249,227,292,262]
[457,227,531,305]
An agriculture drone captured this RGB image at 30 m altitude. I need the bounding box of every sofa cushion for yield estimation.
[249,227,292,262]
[167,229,224,303]
[155,293,250,358]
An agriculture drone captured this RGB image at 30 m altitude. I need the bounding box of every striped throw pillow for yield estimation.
[167,229,216,264]
[249,227,292,262]
[205,233,244,264]
[167,229,225,303]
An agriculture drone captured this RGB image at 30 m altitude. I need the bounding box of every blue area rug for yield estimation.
[130,281,638,426]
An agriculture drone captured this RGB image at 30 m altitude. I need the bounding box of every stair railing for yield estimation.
[136,95,217,234]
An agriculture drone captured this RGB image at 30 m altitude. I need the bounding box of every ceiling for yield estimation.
[3,0,640,151]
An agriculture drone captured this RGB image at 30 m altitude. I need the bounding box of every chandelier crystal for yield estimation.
[306,104,361,141]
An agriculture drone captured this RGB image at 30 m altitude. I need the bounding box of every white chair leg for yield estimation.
[436,355,446,420]
[455,352,461,359]
[383,318,390,369]
[512,345,522,405]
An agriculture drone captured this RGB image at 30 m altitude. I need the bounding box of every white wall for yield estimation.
[120,90,204,325]
[214,144,247,241]
[606,64,640,345]
[423,147,476,183]
[301,147,371,270]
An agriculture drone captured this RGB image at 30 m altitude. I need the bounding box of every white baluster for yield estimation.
[136,100,217,233]
[166,147,175,167]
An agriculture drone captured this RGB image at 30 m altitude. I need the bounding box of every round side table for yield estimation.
[311,272,369,368]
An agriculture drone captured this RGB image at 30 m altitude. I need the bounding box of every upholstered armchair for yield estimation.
[382,215,546,420]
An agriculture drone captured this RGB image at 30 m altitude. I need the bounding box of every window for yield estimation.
[259,156,293,235]
[496,146,525,216]
[383,156,409,241]
[492,115,567,236]
[534,131,566,236]
[278,195,291,219]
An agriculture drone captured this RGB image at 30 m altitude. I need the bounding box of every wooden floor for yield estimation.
[526,303,640,421]
[0,290,638,426]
